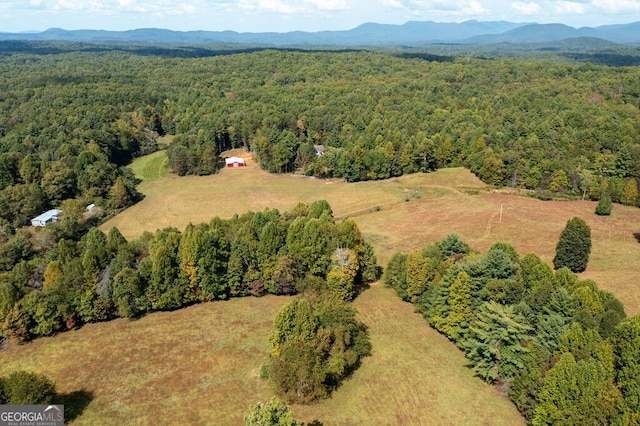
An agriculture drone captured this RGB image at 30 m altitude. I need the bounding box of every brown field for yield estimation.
[4,150,638,424]
[294,284,524,425]
[104,151,640,315]
[0,285,524,425]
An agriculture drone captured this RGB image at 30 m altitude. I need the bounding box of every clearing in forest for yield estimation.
[0,286,524,425]
[104,151,640,315]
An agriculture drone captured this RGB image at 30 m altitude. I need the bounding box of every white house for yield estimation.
[31,209,62,227]
[225,157,246,168]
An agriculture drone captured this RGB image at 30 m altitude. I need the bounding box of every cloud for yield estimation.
[238,0,300,13]
[306,0,348,11]
[43,0,200,15]
[553,1,586,14]
[237,0,348,14]
[380,0,404,7]
[592,0,640,12]
[459,0,487,15]
[511,1,542,15]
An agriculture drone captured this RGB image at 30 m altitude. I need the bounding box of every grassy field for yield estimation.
[0,285,524,425]
[4,150,634,424]
[128,150,170,181]
[104,150,640,315]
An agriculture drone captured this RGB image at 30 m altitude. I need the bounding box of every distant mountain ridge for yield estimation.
[1,20,639,46]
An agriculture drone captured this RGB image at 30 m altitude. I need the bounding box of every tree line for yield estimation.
[0,200,379,343]
[383,233,638,424]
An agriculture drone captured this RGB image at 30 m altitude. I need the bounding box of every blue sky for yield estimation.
[1,0,639,33]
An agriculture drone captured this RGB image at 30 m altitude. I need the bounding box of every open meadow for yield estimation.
[104,150,640,315]
[2,150,637,424]
[0,285,524,425]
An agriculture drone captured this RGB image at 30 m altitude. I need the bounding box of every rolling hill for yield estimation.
[1,20,639,46]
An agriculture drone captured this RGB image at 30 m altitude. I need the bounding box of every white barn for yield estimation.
[31,209,62,227]
[225,157,246,168]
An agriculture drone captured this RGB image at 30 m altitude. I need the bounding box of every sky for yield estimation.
[1,0,639,33]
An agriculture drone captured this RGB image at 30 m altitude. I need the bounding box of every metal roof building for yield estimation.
[31,209,62,227]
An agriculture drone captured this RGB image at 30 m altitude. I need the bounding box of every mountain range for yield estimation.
[1,20,640,46]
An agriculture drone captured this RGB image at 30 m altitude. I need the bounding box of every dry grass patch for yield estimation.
[106,156,640,314]
[293,284,524,425]
[0,296,291,425]
[104,154,483,240]
[356,193,640,315]
[0,287,524,425]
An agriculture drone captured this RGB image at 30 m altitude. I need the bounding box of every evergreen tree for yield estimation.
[611,315,640,417]
[532,353,621,425]
[463,301,532,382]
[405,250,429,304]
[439,233,470,259]
[382,253,408,300]
[595,192,612,216]
[0,371,56,405]
[553,217,591,273]
[111,267,143,318]
[445,271,473,340]
[621,178,638,206]
[106,227,128,254]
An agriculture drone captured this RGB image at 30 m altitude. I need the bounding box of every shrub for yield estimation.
[1,371,56,404]
[244,397,302,426]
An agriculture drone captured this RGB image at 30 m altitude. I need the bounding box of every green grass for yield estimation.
[0,287,524,425]
[0,296,291,425]
[129,150,169,181]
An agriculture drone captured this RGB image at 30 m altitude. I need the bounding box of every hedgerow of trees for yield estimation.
[0,201,379,342]
[383,235,637,422]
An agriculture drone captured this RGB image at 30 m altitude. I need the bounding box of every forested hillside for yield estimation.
[2,45,640,288]
[2,47,640,230]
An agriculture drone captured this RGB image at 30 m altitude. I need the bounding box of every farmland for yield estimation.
[1,150,638,423]
[104,151,640,315]
[2,46,639,424]
[0,283,524,425]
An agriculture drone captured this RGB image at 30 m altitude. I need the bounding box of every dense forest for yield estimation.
[384,235,639,424]
[2,46,640,233]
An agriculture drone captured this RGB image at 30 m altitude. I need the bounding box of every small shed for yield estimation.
[31,209,62,227]
[225,157,246,168]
